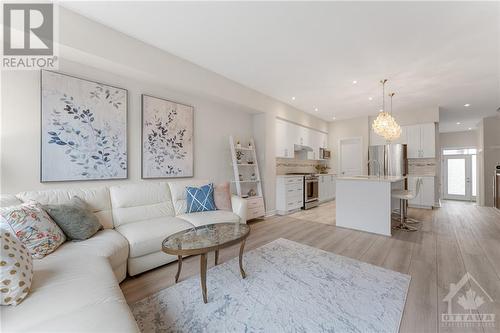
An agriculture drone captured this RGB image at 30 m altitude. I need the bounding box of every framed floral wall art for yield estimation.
[141,94,193,178]
[41,70,128,182]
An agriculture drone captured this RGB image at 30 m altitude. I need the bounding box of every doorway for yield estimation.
[339,137,363,176]
[443,148,477,201]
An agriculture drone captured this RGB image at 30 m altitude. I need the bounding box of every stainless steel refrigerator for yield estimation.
[368,144,408,177]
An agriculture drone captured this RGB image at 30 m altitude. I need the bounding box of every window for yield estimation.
[442,148,477,156]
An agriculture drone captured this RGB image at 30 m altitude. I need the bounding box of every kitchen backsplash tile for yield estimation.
[408,158,437,176]
[276,158,328,175]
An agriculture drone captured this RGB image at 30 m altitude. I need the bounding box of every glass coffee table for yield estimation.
[162,222,250,303]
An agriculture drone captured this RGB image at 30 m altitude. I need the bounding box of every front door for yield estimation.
[443,154,476,201]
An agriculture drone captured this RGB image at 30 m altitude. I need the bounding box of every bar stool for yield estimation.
[391,177,423,232]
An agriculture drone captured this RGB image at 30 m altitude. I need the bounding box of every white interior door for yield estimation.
[339,137,362,176]
[444,155,475,201]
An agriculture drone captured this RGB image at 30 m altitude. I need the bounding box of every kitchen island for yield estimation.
[335,176,406,236]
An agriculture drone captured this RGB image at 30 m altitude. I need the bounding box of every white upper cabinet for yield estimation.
[406,125,421,158]
[275,118,328,160]
[275,118,294,158]
[420,123,436,158]
[407,123,436,158]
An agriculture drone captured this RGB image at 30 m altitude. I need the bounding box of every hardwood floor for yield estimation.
[121,200,500,333]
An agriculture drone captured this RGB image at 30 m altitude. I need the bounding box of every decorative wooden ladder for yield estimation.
[229,136,265,220]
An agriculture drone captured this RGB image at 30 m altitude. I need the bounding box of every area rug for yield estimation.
[130,238,410,333]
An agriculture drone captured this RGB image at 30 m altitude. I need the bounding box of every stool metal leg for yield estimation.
[392,199,417,232]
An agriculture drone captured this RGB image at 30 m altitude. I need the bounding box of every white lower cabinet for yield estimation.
[318,175,336,202]
[276,176,304,215]
[408,176,435,209]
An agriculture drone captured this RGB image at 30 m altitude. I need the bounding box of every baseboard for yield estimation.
[265,210,277,218]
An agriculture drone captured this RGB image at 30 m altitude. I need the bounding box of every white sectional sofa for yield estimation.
[0,180,247,332]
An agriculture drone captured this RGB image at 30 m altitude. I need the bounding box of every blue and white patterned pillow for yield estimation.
[186,184,216,213]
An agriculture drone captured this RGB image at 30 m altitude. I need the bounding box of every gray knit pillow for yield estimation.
[43,197,102,241]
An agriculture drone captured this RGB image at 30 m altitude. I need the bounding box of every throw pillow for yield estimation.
[43,196,102,241]
[213,182,232,211]
[186,184,216,213]
[1,202,65,259]
[0,224,33,306]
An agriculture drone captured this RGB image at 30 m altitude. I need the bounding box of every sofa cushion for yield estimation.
[214,182,232,211]
[43,196,103,241]
[0,224,33,306]
[168,179,210,215]
[109,182,175,227]
[186,183,216,213]
[0,254,138,332]
[177,210,241,227]
[1,202,66,259]
[16,187,113,229]
[116,217,193,258]
[46,229,129,272]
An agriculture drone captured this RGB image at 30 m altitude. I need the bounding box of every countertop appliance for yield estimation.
[368,144,408,177]
[285,173,319,210]
[320,148,331,159]
[495,165,500,210]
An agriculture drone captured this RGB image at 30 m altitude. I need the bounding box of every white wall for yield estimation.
[1,7,328,214]
[1,59,254,194]
[368,107,439,127]
[440,130,478,148]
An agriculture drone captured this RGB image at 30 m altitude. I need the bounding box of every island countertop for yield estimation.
[336,175,407,183]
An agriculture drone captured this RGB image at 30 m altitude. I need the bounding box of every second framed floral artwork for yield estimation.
[141,94,194,178]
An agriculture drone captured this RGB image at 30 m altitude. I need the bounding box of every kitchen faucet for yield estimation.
[368,159,381,177]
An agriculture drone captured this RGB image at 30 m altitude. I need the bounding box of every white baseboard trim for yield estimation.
[265,210,277,218]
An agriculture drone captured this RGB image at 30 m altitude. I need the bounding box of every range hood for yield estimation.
[294,144,313,152]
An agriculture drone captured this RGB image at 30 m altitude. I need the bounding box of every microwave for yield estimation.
[319,148,331,159]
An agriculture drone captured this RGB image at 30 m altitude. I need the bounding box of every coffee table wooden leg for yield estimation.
[200,253,208,303]
[175,255,182,283]
[239,239,246,279]
[214,250,219,265]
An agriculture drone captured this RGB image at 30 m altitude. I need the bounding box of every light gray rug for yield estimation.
[130,238,410,333]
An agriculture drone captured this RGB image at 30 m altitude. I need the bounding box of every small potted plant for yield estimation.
[250,173,257,181]
[248,142,253,149]
[236,141,242,149]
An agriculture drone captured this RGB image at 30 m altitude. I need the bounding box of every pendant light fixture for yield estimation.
[371,79,401,142]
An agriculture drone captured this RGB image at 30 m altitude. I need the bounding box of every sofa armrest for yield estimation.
[231,195,248,224]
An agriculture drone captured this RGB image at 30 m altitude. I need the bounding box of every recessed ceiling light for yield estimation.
[352,80,358,84]
[291,96,296,100]
[464,103,470,107]
[314,107,318,112]
[456,122,461,125]
[379,109,384,112]
[368,97,373,101]
[468,127,472,130]
[332,116,336,120]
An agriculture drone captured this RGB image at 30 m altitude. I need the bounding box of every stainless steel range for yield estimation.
[285,173,319,210]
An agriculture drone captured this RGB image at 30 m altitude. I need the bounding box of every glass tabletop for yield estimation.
[162,223,250,252]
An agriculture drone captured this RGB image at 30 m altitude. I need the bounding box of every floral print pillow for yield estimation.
[1,202,66,259]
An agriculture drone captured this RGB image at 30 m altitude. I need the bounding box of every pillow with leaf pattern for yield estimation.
[1,202,65,259]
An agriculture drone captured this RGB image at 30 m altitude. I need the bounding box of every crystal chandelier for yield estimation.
[372,79,401,142]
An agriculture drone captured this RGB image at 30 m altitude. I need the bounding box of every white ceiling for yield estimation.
[62,1,500,132]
